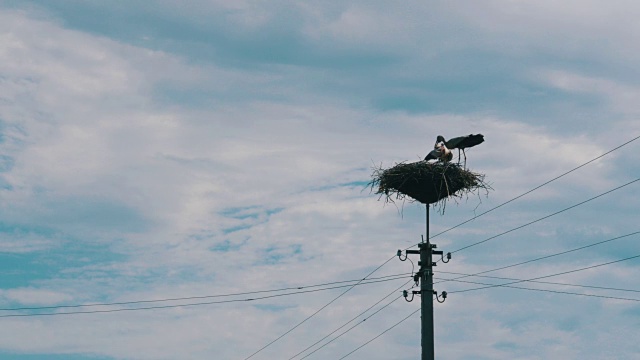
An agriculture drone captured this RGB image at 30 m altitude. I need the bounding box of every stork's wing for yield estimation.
[445,134,484,149]
[424,149,439,161]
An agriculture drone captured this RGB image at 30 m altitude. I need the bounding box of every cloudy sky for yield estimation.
[1,1,639,359]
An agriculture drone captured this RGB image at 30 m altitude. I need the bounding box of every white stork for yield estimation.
[424,135,453,163]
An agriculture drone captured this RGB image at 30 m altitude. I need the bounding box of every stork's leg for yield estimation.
[457,149,462,165]
[462,149,467,168]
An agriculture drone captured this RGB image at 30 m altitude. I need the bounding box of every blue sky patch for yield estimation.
[253,303,296,312]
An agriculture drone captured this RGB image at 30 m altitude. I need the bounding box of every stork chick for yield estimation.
[424,135,453,163]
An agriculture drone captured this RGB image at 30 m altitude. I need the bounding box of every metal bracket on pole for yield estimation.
[434,291,447,303]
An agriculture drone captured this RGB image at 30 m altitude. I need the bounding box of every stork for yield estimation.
[443,134,484,167]
[424,135,453,163]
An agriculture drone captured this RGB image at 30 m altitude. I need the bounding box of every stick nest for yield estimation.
[369,161,492,209]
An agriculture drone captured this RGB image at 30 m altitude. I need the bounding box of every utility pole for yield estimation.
[400,205,449,360]
[421,205,434,360]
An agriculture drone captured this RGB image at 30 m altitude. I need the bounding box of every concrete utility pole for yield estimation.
[402,205,448,360]
[420,205,435,360]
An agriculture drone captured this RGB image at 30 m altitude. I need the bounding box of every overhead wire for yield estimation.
[287,279,413,360]
[446,253,640,295]
[447,177,639,256]
[338,307,420,360]
[438,278,640,302]
[435,270,640,294]
[0,275,411,318]
[299,295,404,359]
[242,255,398,360]
[430,231,640,287]
[0,272,411,313]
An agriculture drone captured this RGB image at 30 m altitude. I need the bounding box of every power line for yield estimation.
[242,255,397,360]
[0,273,411,313]
[299,295,404,359]
[447,253,640,295]
[288,280,413,360]
[428,134,640,241]
[448,178,640,255]
[0,275,410,318]
[438,278,640,302]
[338,307,420,360]
[431,231,640,286]
[435,270,640,294]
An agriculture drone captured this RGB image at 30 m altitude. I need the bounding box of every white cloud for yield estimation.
[541,70,640,115]
[0,232,55,253]
[1,287,72,305]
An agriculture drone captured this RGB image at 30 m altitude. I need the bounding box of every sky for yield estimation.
[0,1,639,359]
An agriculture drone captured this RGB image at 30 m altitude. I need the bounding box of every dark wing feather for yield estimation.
[424,149,439,161]
[445,134,484,150]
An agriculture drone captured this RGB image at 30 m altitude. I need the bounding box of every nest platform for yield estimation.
[369,161,490,206]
